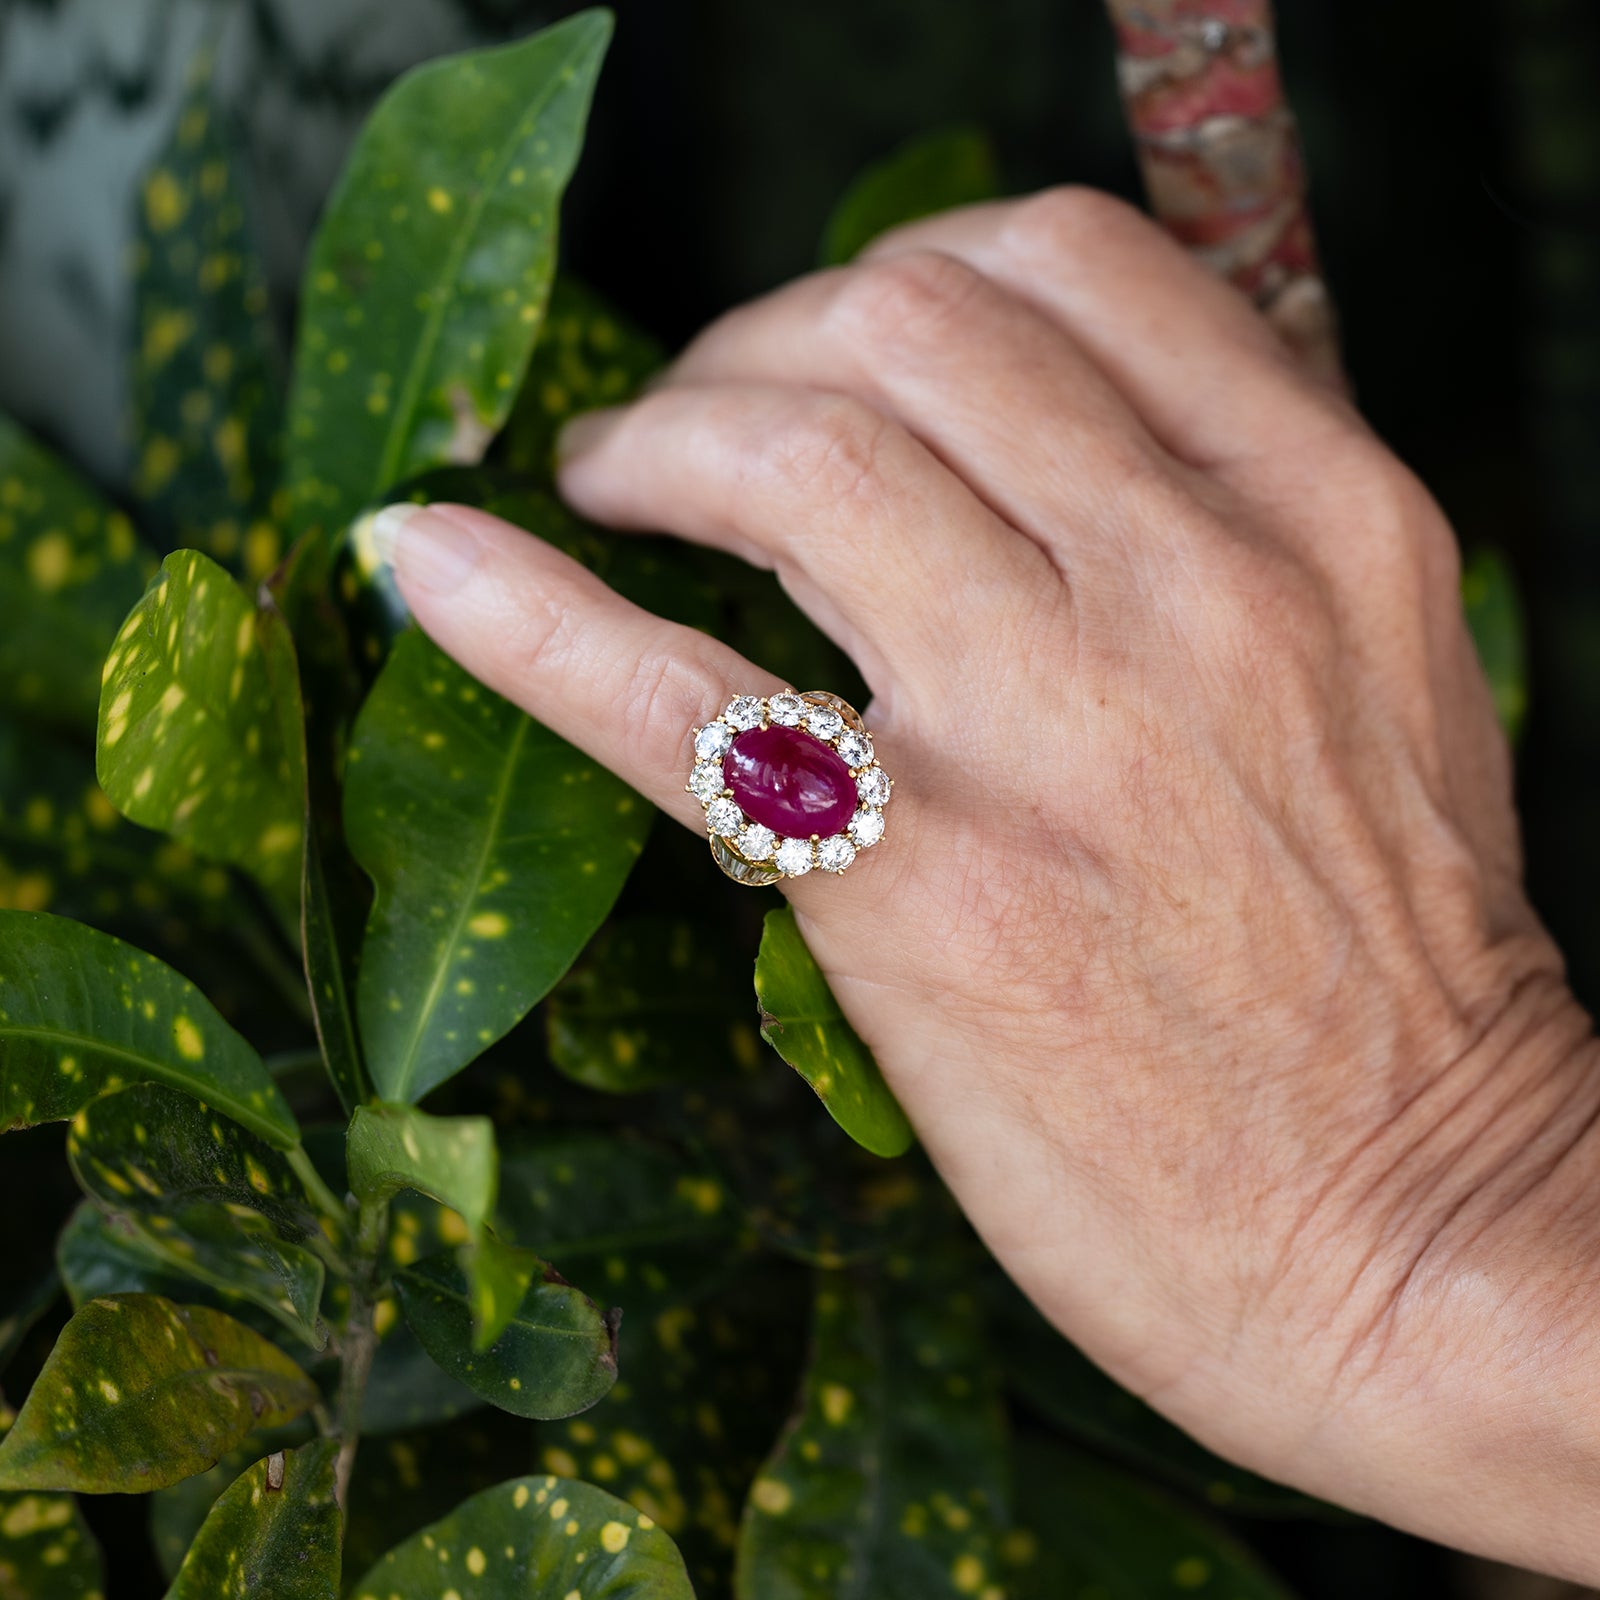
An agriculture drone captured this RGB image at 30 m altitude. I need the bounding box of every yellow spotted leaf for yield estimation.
[0,1295,318,1494]
[0,910,297,1148]
[0,1407,104,1598]
[0,415,156,734]
[131,51,282,575]
[97,550,303,921]
[285,12,612,548]
[348,1474,693,1597]
[161,1439,340,1599]
[343,629,649,1103]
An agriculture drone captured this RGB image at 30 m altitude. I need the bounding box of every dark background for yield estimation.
[2,0,1598,1593]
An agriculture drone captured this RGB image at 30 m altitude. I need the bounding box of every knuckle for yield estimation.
[617,644,720,745]
[1004,185,1151,260]
[738,393,893,509]
[824,249,986,352]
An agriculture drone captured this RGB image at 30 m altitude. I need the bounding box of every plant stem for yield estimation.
[287,1144,349,1235]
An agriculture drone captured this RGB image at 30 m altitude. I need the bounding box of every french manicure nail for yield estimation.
[369,502,481,597]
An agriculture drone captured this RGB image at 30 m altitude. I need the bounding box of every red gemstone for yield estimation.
[723,724,857,839]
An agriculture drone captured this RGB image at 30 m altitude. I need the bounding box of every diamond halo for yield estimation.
[686,690,892,885]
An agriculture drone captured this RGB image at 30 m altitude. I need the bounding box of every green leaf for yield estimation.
[345,628,649,1102]
[736,1263,1011,1600]
[284,12,613,545]
[547,916,747,1093]
[347,1475,693,1598]
[820,125,1000,266]
[1007,1436,1295,1600]
[0,1409,104,1599]
[0,416,156,734]
[96,550,303,918]
[0,1294,318,1493]
[1462,546,1528,743]
[301,822,369,1115]
[497,277,665,481]
[347,1103,495,1235]
[130,49,284,578]
[984,1274,1317,1517]
[360,1310,483,1436]
[162,1440,340,1599]
[754,906,913,1158]
[395,1252,617,1421]
[0,910,298,1148]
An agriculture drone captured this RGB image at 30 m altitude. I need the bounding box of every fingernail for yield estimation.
[370,502,480,596]
[554,405,625,467]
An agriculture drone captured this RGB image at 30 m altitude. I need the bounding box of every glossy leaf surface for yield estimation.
[96,550,303,917]
[162,1440,340,1600]
[736,1265,1010,1600]
[347,1475,692,1599]
[0,1405,104,1599]
[395,1251,617,1420]
[0,911,297,1148]
[754,906,913,1158]
[0,1295,317,1493]
[1009,1437,1295,1600]
[285,13,612,544]
[0,416,154,733]
[345,627,648,1102]
[131,51,283,577]
[547,916,747,1093]
[820,125,1000,265]
[347,1102,495,1235]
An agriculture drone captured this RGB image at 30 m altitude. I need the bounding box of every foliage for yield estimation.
[0,11,1532,1599]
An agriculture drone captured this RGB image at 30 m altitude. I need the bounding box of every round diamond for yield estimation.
[774,837,813,876]
[695,721,735,761]
[689,762,725,803]
[817,835,856,873]
[836,729,873,768]
[849,808,885,847]
[804,704,843,740]
[724,695,764,730]
[738,823,777,861]
[767,692,805,727]
[707,798,744,837]
[857,766,891,807]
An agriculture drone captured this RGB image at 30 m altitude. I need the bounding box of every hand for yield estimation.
[374,188,1600,1580]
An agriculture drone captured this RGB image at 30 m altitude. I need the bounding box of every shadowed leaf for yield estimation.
[0,416,155,734]
[754,905,913,1158]
[735,1262,1010,1600]
[395,1251,617,1421]
[0,1406,103,1598]
[820,125,1000,266]
[0,911,297,1148]
[344,628,649,1102]
[1463,546,1528,743]
[96,550,303,920]
[0,1294,317,1493]
[284,13,612,546]
[162,1439,340,1599]
[130,50,283,577]
[347,1474,693,1597]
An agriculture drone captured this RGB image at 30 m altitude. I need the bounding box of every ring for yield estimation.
[687,691,892,885]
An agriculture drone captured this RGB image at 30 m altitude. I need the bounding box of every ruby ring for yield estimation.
[687,691,892,885]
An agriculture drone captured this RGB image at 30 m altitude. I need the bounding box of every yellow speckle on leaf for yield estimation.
[428,187,453,214]
[27,531,72,593]
[465,1547,486,1576]
[258,821,300,856]
[143,309,195,366]
[173,1015,205,1061]
[548,1497,570,1521]
[1172,1556,1211,1589]
[751,1478,792,1515]
[951,1554,986,1593]
[144,169,186,232]
[139,436,182,496]
[600,1521,630,1554]
[468,911,509,939]
[513,1484,530,1509]
[542,1451,578,1479]
[820,1383,853,1426]
[98,1379,121,1404]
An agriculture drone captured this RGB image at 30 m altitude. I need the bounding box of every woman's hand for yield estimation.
[374,188,1600,1580]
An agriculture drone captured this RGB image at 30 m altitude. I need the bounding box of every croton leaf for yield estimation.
[96,549,303,919]
[0,910,298,1148]
[130,47,283,576]
[58,1199,245,1316]
[360,1308,483,1437]
[820,125,1001,266]
[754,905,913,1159]
[984,1273,1318,1517]
[347,1102,495,1236]
[0,415,155,734]
[344,628,649,1102]
[1462,546,1527,743]
[0,1294,318,1493]
[162,1439,341,1600]
[1007,1436,1295,1600]
[0,1405,104,1599]
[395,1251,617,1421]
[347,1475,693,1599]
[284,12,612,546]
[735,1263,1011,1600]
[547,915,749,1093]
[301,821,369,1115]
[496,276,665,481]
